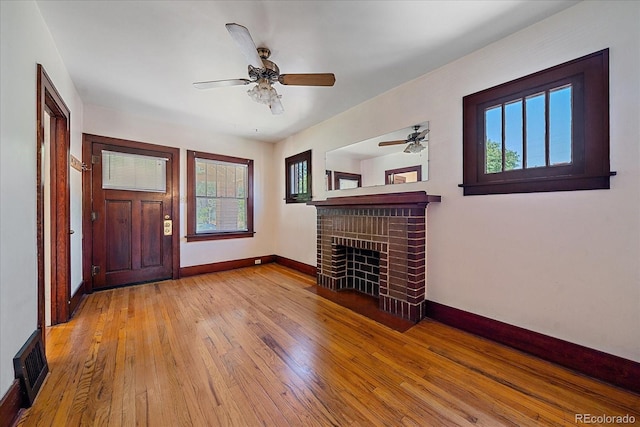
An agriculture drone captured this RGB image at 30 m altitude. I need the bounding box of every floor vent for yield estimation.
[13,330,49,407]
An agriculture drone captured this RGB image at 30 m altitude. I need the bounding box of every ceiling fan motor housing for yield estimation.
[248,60,280,83]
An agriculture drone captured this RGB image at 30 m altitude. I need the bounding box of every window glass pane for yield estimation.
[290,163,298,194]
[195,157,248,233]
[216,163,226,197]
[195,161,207,196]
[549,85,572,165]
[196,197,216,233]
[237,199,247,229]
[206,163,216,197]
[504,100,523,170]
[236,165,246,197]
[102,150,166,192]
[525,93,546,168]
[484,105,503,174]
[338,179,359,189]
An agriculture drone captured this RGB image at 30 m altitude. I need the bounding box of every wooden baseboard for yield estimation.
[179,255,277,277]
[0,379,23,427]
[273,256,317,277]
[425,301,640,394]
[180,255,316,279]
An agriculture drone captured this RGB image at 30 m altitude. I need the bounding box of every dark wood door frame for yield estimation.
[82,134,181,291]
[36,64,71,343]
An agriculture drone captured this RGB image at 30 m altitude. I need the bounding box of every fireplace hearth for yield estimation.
[309,191,440,322]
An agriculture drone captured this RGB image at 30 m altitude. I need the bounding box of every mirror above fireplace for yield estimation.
[325,122,429,191]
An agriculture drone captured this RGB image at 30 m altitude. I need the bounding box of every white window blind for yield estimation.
[195,157,248,233]
[102,150,167,192]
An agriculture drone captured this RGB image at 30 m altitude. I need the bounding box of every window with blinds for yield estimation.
[186,151,254,241]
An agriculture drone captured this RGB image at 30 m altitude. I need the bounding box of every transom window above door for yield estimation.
[101,150,167,192]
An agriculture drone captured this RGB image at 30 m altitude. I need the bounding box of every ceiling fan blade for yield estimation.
[278,73,336,86]
[270,96,284,115]
[193,79,252,89]
[225,23,264,69]
[378,140,407,147]
[417,128,430,140]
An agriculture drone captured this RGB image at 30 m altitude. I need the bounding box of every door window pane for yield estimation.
[102,150,167,192]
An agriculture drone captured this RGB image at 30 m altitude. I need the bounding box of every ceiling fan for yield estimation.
[378,124,429,153]
[193,23,336,114]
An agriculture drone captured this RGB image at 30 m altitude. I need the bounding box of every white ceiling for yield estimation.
[36,0,578,143]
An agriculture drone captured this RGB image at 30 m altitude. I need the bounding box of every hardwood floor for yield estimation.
[18,264,639,426]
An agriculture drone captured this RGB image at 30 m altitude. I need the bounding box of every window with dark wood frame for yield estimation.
[333,171,362,189]
[460,49,613,196]
[285,150,312,203]
[385,165,422,185]
[186,150,254,241]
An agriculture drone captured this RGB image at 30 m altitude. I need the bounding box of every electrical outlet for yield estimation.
[254,259,262,265]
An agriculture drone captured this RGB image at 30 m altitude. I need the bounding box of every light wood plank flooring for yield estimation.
[19,264,639,426]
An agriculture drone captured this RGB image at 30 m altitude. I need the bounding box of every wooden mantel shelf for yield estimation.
[307,191,441,207]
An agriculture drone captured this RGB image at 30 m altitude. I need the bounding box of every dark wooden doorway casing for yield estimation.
[36,64,71,343]
[82,134,180,291]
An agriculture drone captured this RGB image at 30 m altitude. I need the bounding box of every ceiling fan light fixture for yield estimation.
[404,142,426,154]
[247,79,277,104]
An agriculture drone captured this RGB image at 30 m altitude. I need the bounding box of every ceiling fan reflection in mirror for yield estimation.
[193,23,336,115]
[378,124,429,153]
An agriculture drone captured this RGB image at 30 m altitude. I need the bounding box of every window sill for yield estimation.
[186,231,255,242]
[459,172,615,196]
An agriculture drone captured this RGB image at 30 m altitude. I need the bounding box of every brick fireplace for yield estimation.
[310,191,440,322]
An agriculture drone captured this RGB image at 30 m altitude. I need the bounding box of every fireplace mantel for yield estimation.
[310,190,440,323]
[308,191,441,208]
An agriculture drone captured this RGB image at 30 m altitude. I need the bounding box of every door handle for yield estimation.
[70,230,75,235]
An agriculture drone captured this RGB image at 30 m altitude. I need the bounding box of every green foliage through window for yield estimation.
[195,158,248,233]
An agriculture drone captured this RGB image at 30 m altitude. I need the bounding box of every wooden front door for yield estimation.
[90,142,175,289]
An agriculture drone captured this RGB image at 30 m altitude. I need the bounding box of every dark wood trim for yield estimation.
[82,134,181,291]
[308,190,441,207]
[0,379,24,427]
[37,64,71,341]
[185,150,254,242]
[185,231,256,242]
[425,300,640,393]
[384,165,422,184]
[178,255,316,278]
[69,281,87,317]
[274,256,317,277]
[180,256,277,278]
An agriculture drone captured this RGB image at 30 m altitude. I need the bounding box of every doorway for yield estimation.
[83,134,180,290]
[36,64,71,340]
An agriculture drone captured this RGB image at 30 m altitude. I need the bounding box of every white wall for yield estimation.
[273,1,640,362]
[83,105,276,268]
[0,1,84,397]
